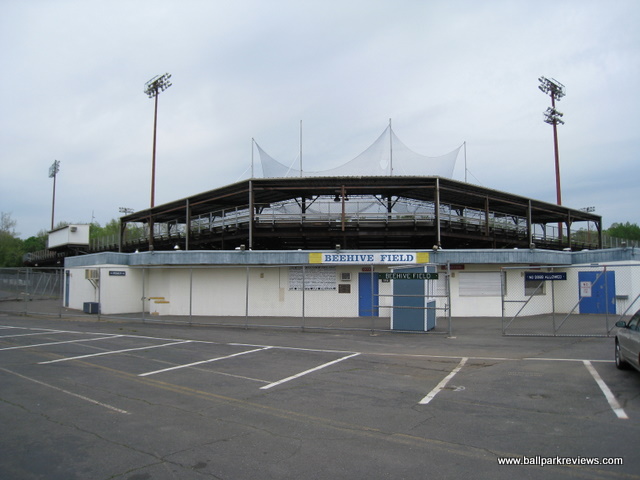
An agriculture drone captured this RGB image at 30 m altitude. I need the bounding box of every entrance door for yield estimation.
[579,271,616,314]
[358,272,379,316]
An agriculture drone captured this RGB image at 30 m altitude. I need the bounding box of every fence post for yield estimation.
[501,268,506,334]
[245,266,250,329]
[24,268,30,316]
[370,263,375,334]
[97,268,101,321]
[141,267,146,323]
[301,265,306,332]
[189,267,193,326]
[447,262,452,337]
[604,265,610,334]
[58,268,64,318]
[551,271,557,335]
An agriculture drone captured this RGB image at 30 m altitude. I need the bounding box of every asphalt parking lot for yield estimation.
[0,313,638,480]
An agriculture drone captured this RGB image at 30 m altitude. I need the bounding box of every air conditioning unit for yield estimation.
[85,269,99,280]
[340,272,351,281]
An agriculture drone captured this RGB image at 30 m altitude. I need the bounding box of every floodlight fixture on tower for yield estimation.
[538,76,565,100]
[144,73,172,209]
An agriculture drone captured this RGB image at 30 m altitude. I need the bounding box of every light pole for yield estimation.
[539,76,566,242]
[144,73,172,208]
[48,160,60,230]
[538,76,565,207]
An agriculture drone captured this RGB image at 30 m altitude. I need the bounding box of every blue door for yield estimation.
[579,271,616,314]
[358,272,379,316]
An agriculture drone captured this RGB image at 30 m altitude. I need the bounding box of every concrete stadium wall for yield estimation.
[63,250,640,318]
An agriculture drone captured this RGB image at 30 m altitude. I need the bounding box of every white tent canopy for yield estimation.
[256,125,462,178]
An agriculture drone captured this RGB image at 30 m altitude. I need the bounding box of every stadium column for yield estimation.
[249,180,254,250]
[527,200,533,247]
[484,197,490,238]
[149,215,154,251]
[119,219,125,253]
[185,198,191,251]
[435,178,441,248]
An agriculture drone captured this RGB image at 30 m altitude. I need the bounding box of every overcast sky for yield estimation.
[1,0,638,239]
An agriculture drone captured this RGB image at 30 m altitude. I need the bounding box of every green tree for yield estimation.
[606,222,640,241]
[571,228,598,247]
[91,219,145,245]
[90,219,121,244]
[23,229,48,253]
[0,212,24,267]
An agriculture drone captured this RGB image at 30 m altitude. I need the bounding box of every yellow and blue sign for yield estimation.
[309,252,429,265]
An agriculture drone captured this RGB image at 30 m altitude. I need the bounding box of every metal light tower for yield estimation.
[48,160,60,230]
[538,76,565,207]
[144,73,172,208]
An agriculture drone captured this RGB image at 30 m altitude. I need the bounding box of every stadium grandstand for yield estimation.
[24,126,603,266]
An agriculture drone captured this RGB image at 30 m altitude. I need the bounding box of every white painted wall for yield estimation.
[48,224,90,248]
[66,266,143,314]
[65,261,640,319]
[143,266,392,318]
[66,267,99,310]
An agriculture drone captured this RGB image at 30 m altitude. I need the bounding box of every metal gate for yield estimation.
[0,268,64,316]
[501,264,640,336]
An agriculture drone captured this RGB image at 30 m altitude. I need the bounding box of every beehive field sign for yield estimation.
[309,252,429,265]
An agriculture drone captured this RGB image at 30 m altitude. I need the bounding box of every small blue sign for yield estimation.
[109,271,126,277]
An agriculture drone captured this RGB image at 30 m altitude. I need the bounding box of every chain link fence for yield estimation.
[501,264,640,336]
[0,265,451,334]
[0,268,65,317]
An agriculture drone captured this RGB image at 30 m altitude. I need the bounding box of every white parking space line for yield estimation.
[0,325,101,334]
[524,357,610,363]
[0,331,67,339]
[582,360,629,420]
[260,352,361,390]
[38,340,193,364]
[230,343,356,354]
[419,357,468,405]
[139,347,272,377]
[0,335,123,351]
[0,367,129,415]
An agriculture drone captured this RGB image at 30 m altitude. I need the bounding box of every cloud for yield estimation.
[1,0,639,238]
